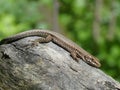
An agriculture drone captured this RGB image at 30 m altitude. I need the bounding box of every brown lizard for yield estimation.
[0,29,101,67]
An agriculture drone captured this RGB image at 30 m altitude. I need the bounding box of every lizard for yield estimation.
[0,29,101,68]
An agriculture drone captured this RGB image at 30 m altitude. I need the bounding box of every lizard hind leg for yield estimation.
[31,35,53,47]
[35,35,53,43]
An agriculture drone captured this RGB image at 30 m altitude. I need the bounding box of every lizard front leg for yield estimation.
[70,51,80,62]
[70,51,85,62]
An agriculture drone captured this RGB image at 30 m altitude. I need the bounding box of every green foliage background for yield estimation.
[0,0,120,82]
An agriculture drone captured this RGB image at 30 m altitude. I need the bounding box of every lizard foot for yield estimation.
[70,52,79,62]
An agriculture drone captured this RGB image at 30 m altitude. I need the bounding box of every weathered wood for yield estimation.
[0,37,120,90]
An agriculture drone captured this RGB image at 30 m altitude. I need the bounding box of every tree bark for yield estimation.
[0,37,120,90]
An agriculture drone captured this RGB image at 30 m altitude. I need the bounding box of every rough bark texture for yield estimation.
[0,37,120,90]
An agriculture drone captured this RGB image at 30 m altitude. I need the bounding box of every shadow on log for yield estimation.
[0,37,120,90]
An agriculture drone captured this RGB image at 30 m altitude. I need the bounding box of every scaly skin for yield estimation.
[0,29,101,67]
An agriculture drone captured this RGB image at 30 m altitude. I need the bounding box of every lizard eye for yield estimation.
[84,56,94,64]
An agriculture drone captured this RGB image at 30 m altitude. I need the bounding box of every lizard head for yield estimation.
[76,50,101,68]
[84,55,101,68]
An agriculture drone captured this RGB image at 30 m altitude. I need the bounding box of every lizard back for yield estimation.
[0,29,101,67]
